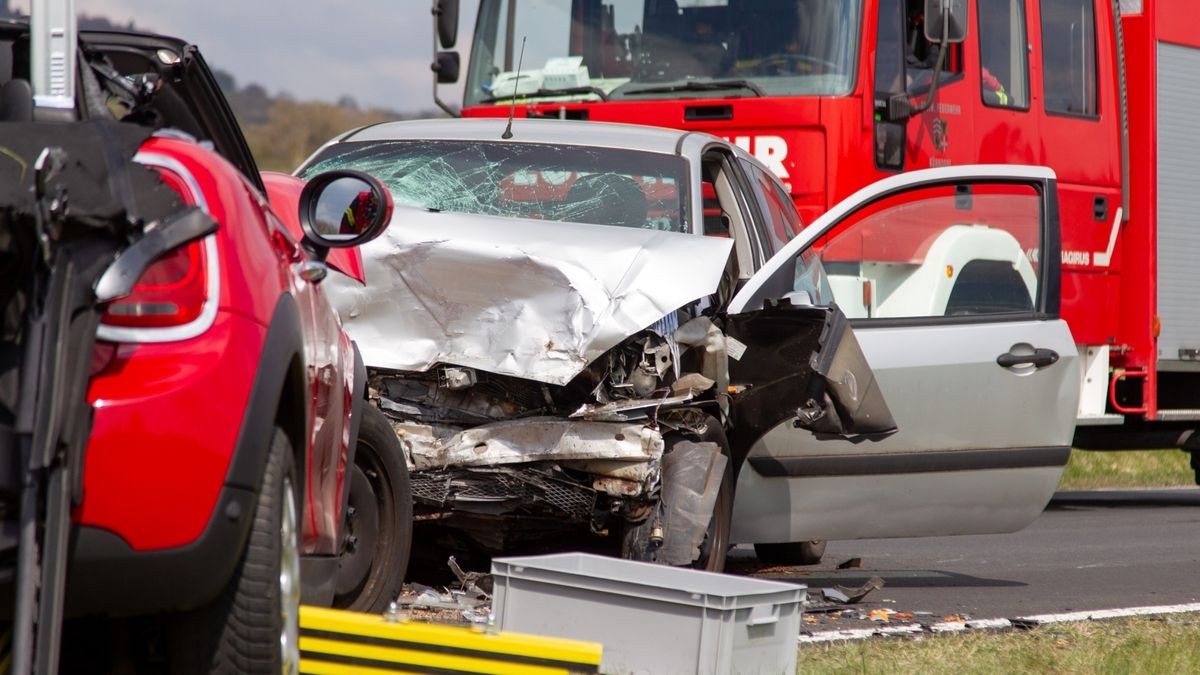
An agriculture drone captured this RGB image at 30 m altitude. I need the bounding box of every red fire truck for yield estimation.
[431,0,1200,476]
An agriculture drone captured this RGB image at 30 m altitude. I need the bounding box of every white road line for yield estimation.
[798,624,923,644]
[1013,602,1200,626]
[929,618,1014,633]
[798,603,1200,645]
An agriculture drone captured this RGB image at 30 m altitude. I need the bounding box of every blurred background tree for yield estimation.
[0,3,446,173]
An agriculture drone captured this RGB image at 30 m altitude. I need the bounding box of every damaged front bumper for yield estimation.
[395,414,667,532]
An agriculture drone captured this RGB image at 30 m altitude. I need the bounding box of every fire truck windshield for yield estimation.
[464,0,863,107]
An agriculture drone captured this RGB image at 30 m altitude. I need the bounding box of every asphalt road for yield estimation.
[730,489,1200,630]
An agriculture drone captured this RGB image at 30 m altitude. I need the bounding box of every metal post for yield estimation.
[30,0,76,115]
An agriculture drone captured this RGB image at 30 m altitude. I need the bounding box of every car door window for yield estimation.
[737,178,1047,320]
[739,158,800,254]
[814,181,1042,319]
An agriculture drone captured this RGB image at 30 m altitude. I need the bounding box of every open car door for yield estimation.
[726,165,1078,545]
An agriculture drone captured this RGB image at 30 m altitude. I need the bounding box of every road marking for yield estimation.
[929,618,1014,633]
[798,624,923,643]
[798,603,1200,645]
[1012,602,1200,627]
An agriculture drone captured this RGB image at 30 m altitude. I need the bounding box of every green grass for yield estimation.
[1057,449,1195,490]
[798,617,1200,674]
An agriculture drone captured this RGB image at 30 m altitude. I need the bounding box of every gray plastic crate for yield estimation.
[491,553,806,675]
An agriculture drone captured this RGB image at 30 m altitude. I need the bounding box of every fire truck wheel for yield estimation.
[168,427,300,674]
[754,540,827,566]
[332,404,413,613]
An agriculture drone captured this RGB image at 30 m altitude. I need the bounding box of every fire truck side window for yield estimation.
[904,0,962,95]
[1040,0,1099,116]
[978,0,1030,109]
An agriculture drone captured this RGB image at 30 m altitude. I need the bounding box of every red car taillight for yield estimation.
[101,239,208,328]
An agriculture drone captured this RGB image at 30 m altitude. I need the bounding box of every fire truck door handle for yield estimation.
[997,348,1059,369]
[1093,196,1108,221]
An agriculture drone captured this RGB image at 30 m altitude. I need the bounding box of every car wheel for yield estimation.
[169,427,301,675]
[623,417,733,573]
[754,540,827,566]
[333,404,413,613]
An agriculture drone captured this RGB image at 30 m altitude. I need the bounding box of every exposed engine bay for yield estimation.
[373,315,732,561]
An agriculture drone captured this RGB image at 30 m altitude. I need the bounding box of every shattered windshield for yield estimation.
[464,0,862,106]
[300,140,689,231]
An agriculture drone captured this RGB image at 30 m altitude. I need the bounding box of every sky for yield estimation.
[10,0,473,112]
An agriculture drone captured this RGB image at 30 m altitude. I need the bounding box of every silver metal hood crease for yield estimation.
[326,208,734,385]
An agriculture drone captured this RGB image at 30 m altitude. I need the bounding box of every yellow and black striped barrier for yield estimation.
[299,605,603,675]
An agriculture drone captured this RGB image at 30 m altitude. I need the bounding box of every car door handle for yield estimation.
[997,348,1059,369]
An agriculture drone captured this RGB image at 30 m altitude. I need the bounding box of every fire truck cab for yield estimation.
[440,0,1200,478]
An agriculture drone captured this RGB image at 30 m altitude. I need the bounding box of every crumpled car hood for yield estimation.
[325,207,733,385]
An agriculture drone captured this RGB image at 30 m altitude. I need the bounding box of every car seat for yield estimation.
[0,78,32,121]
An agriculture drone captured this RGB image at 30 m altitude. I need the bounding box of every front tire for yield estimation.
[169,427,301,674]
[623,417,733,572]
[333,404,413,613]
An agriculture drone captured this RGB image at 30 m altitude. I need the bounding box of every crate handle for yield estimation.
[747,604,781,626]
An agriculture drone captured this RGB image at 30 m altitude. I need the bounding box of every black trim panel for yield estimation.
[62,486,255,616]
[226,295,304,490]
[748,446,1071,478]
[341,342,366,518]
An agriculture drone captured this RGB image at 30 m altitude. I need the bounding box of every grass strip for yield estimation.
[1058,449,1194,490]
[798,616,1200,674]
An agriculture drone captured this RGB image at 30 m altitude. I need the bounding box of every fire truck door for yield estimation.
[1031,0,1122,347]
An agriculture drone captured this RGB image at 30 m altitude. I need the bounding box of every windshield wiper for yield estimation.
[621,79,765,98]
[481,86,610,103]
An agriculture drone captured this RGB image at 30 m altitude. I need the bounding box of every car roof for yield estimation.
[342,118,695,157]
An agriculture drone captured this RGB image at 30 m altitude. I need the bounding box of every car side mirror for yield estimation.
[924,0,969,44]
[434,0,459,48]
[433,51,460,84]
[297,171,392,283]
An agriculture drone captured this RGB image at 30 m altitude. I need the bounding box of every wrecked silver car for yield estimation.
[301,119,1078,572]
[299,119,889,570]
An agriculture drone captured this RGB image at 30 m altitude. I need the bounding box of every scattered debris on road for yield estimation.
[395,557,494,625]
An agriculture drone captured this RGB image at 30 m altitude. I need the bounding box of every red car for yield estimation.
[0,23,411,673]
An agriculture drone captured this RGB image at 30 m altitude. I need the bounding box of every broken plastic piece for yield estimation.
[831,576,884,604]
[448,555,493,598]
[671,373,715,397]
[819,588,851,604]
